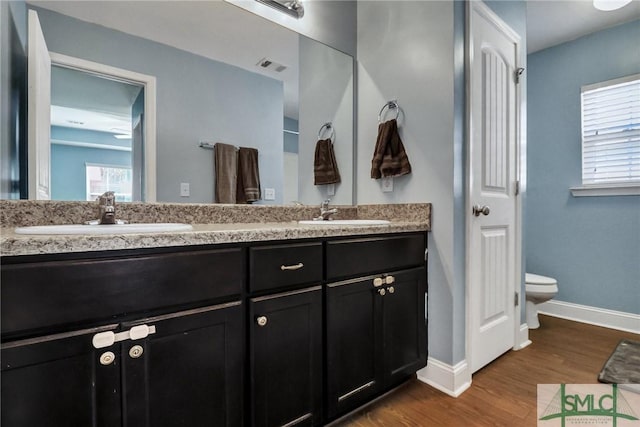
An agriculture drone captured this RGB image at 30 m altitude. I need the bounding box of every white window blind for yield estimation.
[581,74,640,185]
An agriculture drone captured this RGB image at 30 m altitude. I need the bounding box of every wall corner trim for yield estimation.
[514,323,532,350]
[416,357,472,398]
[538,300,640,334]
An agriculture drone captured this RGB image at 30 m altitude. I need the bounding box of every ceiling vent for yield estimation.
[256,57,287,73]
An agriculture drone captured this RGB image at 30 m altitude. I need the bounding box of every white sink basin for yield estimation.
[14,223,194,235]
[298,219,390,226]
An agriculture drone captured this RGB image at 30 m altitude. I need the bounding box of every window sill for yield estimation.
[570,184,640,197]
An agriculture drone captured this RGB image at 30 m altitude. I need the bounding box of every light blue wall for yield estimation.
[356,0,526,366]
[527,20,640,314]
[50,126,130,200]
[32,6,284,204]
[357,0,456,364]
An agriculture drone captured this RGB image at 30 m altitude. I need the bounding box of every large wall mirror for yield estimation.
[9,0,354,205]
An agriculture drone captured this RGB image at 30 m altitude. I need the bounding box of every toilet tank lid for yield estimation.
[526,273,557,285]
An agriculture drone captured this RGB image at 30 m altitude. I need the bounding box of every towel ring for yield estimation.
[318,122,335,141]
[378,100,400,124]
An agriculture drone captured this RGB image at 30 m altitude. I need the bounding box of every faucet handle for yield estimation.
[97,191,117,224]
[98,191,116,206]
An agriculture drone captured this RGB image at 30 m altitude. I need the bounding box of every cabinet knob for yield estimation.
[385,275,395,285]
[257,316,268,327]
[373,277,384,287]
[100,351,116,366]
[388,286,395,294]
[378,288,386,296]
[129,345,144,359]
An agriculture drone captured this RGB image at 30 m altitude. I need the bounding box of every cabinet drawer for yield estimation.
[326,234,425,280]
[1,248,244,336]
[249,243,322,292]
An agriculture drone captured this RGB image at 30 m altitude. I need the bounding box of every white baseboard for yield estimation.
[538,300,640,334]
[513,323,532,350]
[416,357,471,398]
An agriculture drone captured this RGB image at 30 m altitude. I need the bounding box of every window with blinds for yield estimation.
[581,74,640,186]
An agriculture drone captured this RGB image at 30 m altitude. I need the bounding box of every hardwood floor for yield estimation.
[335,315,640,427]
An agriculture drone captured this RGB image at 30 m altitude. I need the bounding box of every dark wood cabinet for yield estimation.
[326,267,427,419]
[1,302,243,427]
[250,286,323,427]
[382,268,428,387]
[1,325,122,427]
[121,303,244,427]
[2,231,428,427]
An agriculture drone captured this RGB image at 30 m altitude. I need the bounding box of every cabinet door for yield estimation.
[121,302,243,427]
[1,325,121,427]
[251,286,322,427]
[326,277,383,419]
[382,267,427,387]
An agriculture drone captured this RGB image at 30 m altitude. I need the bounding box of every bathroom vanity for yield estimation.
[0,203,429,427]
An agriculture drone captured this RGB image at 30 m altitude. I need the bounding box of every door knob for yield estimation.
[472,205,490,217]
[378,288,386,296]
[256,316,268,327]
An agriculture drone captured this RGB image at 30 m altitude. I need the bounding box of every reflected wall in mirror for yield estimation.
[5,0,354,205]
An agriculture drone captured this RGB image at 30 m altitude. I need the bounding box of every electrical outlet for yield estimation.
[264,188,276,200]
[327,184,335,196]
[382,177,394,192]
[180,182,190,197]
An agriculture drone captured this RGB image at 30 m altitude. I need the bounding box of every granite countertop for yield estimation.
[0,220,429,257]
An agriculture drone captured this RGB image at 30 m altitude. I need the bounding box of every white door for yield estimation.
[467,2,521,374]
[27,9,51,200]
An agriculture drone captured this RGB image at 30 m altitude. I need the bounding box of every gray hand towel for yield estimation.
[237,147,261,204]
[214,143,237,203]
[314,139,341,185]
[371,119,412,179]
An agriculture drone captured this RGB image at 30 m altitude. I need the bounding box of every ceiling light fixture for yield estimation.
[255,0,304,19]
[593,0,632,11]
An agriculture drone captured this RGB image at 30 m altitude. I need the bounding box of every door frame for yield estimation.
[49,52,157,202]
[464,0,524,374]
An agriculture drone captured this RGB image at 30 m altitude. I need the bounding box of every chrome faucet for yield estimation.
[97,191,117,224]
[315,199,338,221]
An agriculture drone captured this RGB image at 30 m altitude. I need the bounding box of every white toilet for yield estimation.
[525,273,558,329]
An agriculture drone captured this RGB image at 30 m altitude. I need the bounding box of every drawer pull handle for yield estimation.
[281,263,304,271]
[373,277,384,287]
[385,275,395,285]
[257,316,268,327]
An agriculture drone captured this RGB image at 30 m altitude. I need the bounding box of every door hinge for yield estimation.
[515,180,520,196]
[424,248,429,262]
[515,67,525,84]
[514,292,519,307]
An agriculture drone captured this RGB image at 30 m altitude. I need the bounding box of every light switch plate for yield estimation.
[264,188,276,200]
[382,177,393,192]
[180,182,190,197]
